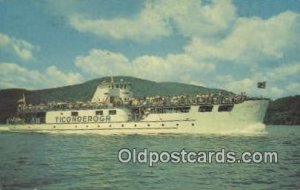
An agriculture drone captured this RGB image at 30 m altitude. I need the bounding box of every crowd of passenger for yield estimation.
[18,92,247,113]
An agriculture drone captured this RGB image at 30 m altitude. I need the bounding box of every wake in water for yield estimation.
[210,123,267,136]
[18,123,267,137]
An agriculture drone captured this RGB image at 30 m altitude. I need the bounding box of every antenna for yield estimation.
[110,72,114,83]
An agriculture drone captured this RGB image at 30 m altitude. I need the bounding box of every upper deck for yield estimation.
[91,78,133,103]
[8,78,269,125]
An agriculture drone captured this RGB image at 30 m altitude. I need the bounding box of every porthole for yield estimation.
[161,124,164,127]
[109,124,112,127]
[121,124,124,127]
[97,125,100,128]
[191,123,195,126]
[86,125,88,128]
[176,123,179,126]
[53,126,56,128]
[134,124,137,127]
[147,124,150,127]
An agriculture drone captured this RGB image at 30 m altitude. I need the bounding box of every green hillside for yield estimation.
[264,95,300,125]
[0,76,226,123]
[0,76,299,125]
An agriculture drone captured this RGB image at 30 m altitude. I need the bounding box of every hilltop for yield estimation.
[0,76,299,125]
[0,76,227,123]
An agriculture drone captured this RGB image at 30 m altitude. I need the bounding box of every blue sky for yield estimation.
[0,0,299,98]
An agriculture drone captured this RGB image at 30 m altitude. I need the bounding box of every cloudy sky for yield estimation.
[0,0,299,98]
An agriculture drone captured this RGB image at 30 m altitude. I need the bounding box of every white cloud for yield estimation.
[154,0,236,38]
[69,2,170,42]
[45,66,84,87]
[0,62,84,89]
[287,83,300,93]
[75,48,215,82]
[0,33,36,60]
[185,11,300,63]
[0,62,44,89]
[0,33,11,45]
[75,49,130,77]
[267,63,300,81]
[69,0,236,41]
[179,73,207,87]
[216,75,235,83]
[224,78,254,93]
[269,86,284,98]
[215,74,287,98]
[64,1,300,99]
[129,54,214,81]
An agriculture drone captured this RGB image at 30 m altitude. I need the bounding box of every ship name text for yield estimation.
[55,115,111,123]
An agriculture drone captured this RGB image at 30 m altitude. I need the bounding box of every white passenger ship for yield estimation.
[6,78,269,134]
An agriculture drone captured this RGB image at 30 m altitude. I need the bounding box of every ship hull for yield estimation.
[5,100,269,135]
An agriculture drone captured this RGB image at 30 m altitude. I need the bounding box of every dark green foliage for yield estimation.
[264,95,300,125]
[0,89,28,123]
[0,76,299,125]
[0,76,227,123]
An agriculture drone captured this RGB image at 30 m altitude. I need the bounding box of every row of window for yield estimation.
[71,110,117,117]
[109,84,131,89]
[149,107,191,113]
[198,105,234,112]
[68,105,232,117]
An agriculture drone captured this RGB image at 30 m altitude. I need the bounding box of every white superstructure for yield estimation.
[91,78,133,103]
[6,78,269,135]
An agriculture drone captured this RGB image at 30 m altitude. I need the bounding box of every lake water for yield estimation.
[0,125,299,190]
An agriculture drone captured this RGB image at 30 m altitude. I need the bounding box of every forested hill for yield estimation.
[0,76,225,123]
[264,95,300,125]
[0,76,299,125]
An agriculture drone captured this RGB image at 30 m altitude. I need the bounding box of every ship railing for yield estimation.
[17,93,251,113]
[18,100,244,113]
